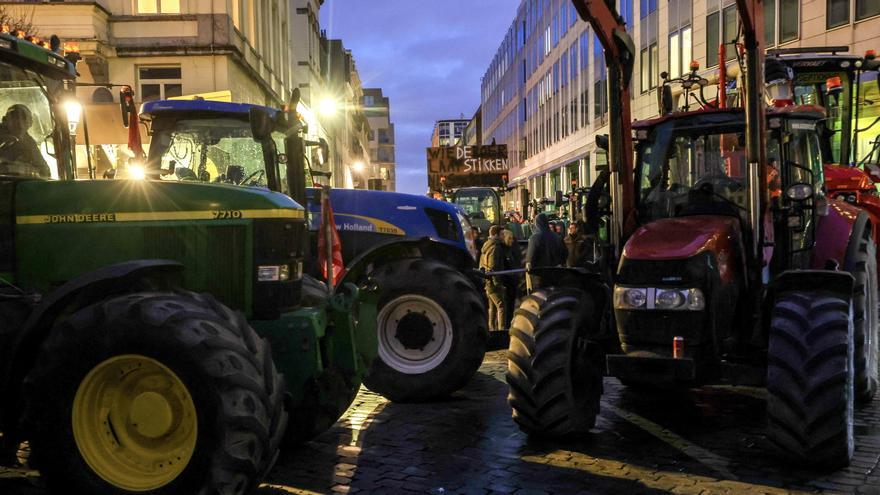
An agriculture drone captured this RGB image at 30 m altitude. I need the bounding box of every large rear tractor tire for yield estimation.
[364,258,487,402]
[506,288,604,437]
[24,290,287,495]
[846,229,879,403]
[767,291,854,469]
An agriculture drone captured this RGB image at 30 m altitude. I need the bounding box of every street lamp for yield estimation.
[64,99,82,135]
[351,160,365,173]
[318,97,340,116]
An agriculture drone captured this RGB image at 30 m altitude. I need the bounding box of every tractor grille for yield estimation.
[143,225,247,311]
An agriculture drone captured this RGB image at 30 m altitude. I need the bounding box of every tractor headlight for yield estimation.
[614,287,705,311]
[614,287,647,309]
[257,264,290,282]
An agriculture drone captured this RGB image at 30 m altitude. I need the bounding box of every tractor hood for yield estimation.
[15,180,303,222]
[824,164,877,193]
[623,216,741,261]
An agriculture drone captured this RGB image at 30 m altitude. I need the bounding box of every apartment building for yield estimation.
[480,0,880,211]
[363,87,396,191]
[431,118,469,147]
[321,37,371,189]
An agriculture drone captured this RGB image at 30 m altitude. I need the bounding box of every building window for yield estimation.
[827,0,849,27]
[857,0,880,20]
[667,0,692,78]
[136,0,180,14]
[138,66,182,101]
[779,0,799,42]
[640,43,658,92]
[706,3,737,68]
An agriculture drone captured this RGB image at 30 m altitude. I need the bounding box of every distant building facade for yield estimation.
[363,88,396,191]
[464,107,482,146]
[431,118,469,147]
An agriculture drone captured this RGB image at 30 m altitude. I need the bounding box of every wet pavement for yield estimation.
[3,351,880,494]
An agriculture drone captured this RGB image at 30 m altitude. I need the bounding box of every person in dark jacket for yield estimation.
[479,225,507,331]
[525,213,567,290]
[501,229,522,327]
[564,222,588,267]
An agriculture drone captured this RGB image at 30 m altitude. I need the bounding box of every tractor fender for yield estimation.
[337,236,477,289]
[812,200,866,271]
[844,211,873,271]
[1,260,183,431]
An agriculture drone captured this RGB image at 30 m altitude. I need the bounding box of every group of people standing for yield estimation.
[479,212,590,332]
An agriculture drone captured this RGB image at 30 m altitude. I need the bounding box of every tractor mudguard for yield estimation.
[337,236,476,289]
[844,211,873,270]
[812,201,866,270]
[769,270,855,305]
[1,260,183,431]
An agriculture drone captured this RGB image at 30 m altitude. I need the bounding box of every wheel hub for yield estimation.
[377,295,454,374]
[72,354,197,492]
[395,312,435,350]
[130,391,174,439]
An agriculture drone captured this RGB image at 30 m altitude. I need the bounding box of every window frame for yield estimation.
[136,0,181,14]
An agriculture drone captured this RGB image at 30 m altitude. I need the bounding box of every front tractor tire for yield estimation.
[506,288,604,437]
[767,291,854,469]
[364,258,488,402]
[846,229,879,402]
[23,290,287,495]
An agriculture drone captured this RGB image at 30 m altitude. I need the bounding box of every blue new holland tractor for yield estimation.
[137,99,488,402]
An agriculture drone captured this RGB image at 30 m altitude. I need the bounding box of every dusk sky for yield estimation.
[320,1,517,195]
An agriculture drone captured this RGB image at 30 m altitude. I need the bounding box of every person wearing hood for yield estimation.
[479,225,507,331]
[525,213,567,290]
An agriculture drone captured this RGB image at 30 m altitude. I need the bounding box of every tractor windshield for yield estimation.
[637,123,750,222]
[792,71,852,164]
[453,188,498,223]
[0,61,59,180]
[150,118,286,187]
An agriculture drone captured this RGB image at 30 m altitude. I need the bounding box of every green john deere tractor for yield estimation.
[0,32,376,494]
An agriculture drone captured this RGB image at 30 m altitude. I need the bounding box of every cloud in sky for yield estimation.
[320,0,517,194]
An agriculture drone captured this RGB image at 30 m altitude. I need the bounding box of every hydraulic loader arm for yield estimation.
[571,0,636,250]
[735,0,768,260]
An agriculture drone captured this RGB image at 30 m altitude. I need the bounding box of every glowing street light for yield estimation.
[64,99,82,135]
[318,97,340,116]
[351,161,365,173]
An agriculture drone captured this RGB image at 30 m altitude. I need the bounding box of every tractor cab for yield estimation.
[0,32,76,182]
[449,186,501,235]
[140,100,294,189]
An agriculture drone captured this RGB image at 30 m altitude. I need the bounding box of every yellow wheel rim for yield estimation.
[72,354,198,492]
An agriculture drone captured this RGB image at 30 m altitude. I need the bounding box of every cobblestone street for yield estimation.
[4,351,880,494]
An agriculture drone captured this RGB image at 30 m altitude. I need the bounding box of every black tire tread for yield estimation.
[846,230,879,403]
[767,291,854,469]
[505,288,603,437]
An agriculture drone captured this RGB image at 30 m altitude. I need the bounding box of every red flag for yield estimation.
[318,191,345,284]
[120,86,145,158]
[128,108,144,158]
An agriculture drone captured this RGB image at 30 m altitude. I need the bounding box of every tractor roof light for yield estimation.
[826,76,844,97]
[689,60,700,73]
[866,49,877,60]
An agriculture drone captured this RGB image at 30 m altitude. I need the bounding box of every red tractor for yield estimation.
[506,0,877,469]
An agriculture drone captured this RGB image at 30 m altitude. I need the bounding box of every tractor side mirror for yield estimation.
[555,190,564,206]
[249,108,273,141]
[595,134,609,151]
[786,183,814,202]
[659,84,675,114]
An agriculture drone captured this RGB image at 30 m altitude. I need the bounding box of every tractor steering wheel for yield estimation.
[694,175,743,192]
[240,169,265,186]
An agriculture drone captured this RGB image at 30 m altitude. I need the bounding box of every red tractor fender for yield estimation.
[812,199,871,271]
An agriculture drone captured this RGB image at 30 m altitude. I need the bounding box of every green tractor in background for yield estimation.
[0,31,376,495]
